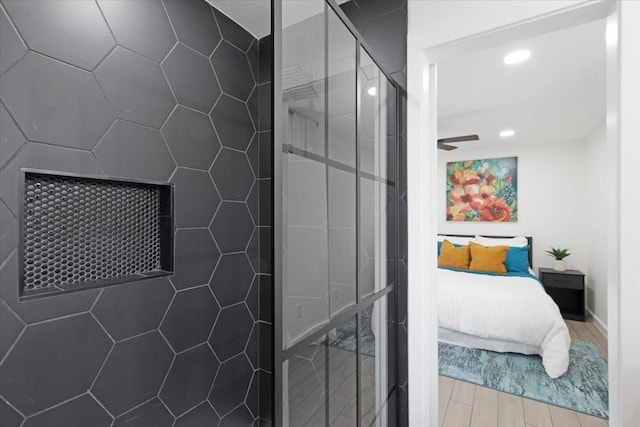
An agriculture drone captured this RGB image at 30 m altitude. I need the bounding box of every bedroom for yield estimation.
[435,16,609,427]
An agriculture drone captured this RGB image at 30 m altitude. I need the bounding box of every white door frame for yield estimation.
[407,1,640,425]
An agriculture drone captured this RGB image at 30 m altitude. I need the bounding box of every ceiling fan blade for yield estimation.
[437,134,479,144]
[437,143,457,151]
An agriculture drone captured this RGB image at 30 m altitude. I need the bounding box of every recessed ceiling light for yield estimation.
[367,86,377,96]
[503,49,531,65]
[500,130,515,138]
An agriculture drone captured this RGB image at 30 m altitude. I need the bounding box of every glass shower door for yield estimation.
[274,1,399,425]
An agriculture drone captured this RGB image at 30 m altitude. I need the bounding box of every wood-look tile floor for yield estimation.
[439,320,609,427]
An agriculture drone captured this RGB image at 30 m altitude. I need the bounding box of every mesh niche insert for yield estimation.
[20,170,173,299]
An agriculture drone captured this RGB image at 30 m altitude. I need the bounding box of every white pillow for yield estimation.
[437,235,474,246]
[474,235,528,247]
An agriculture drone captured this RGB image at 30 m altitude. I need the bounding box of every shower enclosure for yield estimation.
[272,1,401,425]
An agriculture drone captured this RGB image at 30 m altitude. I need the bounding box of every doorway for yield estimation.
[406,1,628,425]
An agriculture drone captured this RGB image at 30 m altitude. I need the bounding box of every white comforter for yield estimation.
[438,268,571,378]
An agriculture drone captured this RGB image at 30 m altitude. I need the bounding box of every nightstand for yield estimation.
[538,268,585,321]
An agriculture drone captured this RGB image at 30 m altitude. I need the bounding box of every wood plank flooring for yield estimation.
[439,320,608,427]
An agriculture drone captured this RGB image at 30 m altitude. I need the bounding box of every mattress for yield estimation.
[438,267,571,378]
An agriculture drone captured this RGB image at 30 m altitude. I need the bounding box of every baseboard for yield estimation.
[586,309,608,338]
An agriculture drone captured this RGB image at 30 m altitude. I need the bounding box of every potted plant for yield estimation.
[546,247,571,272]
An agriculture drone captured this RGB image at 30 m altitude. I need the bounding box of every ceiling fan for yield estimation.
[437,134,479,151]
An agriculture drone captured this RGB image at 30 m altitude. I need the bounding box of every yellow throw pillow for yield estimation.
[468,241,509,273]
[438,240,470,269]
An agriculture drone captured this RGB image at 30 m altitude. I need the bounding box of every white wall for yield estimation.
[437,140,591,274]
[614,3,640,425]
[584,125,608,331]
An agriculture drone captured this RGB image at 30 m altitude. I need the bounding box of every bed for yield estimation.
[437,234,571,378]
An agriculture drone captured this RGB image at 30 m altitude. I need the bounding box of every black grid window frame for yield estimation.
[271,0,404,425]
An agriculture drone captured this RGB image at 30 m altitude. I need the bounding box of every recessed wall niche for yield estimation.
[19,169,173,299]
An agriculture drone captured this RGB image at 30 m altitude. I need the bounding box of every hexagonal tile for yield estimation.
[211,41,254,101]
[209,353,253,416]
[91,331,173,416]
[0,200,17,263]
[220,404,254,427]
[161,106,220,170]
[209,253,253,307]
[245,371,259,418]
[0,313,111,414]
[361,9,406,74]
[210,148,254,201]
[0,398,23,427]
[246,39,258,85]
[160,286,219,353]
[92,277,174,341]
[354,0,404,18]
[0,252,101,326]
[246,181,259,225]
[209,304,253,362]
[93,120,175,182]
[245,227,260,274]
[173,228,220,290]
[22,394,111,427]
[245,323,259,369]
[0,298,23,359]
[160,344,219,417]
[339,1,366,34]
[163,44,220,113]
[210,95,255,151]
[97,0,176,63]
[2,0,114,70]
[162,0,221,56]
[246,86,259,130]
[0,102,25,169]
[175,402,220,427]
[1,53,114,150]
[94,47,175,128]
[212,8,255,53]
[210,202,254,253]
[0,5,26,75]
[246,133,259,178]
[112,399,173,427]
[245,275,259,320]
[0,142,102,215]
[171,168,220,228]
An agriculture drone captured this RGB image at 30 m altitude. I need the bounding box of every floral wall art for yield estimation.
[446,157,518,222]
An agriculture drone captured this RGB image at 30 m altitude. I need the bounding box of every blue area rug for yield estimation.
[439,341,609,419]
[327,308,375,357]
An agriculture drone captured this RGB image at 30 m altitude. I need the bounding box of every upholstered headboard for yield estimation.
[438,234,534,268]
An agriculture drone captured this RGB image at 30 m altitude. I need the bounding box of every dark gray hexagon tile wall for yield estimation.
[0,1,262,425]
[341,0,407,88]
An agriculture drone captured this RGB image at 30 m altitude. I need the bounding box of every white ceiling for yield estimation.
[437,18,606,151]
[207,0,350,39]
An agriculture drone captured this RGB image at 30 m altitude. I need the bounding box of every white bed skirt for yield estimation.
[438,327,541,355]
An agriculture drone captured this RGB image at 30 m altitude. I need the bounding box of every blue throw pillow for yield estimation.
[505,245,530,273]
